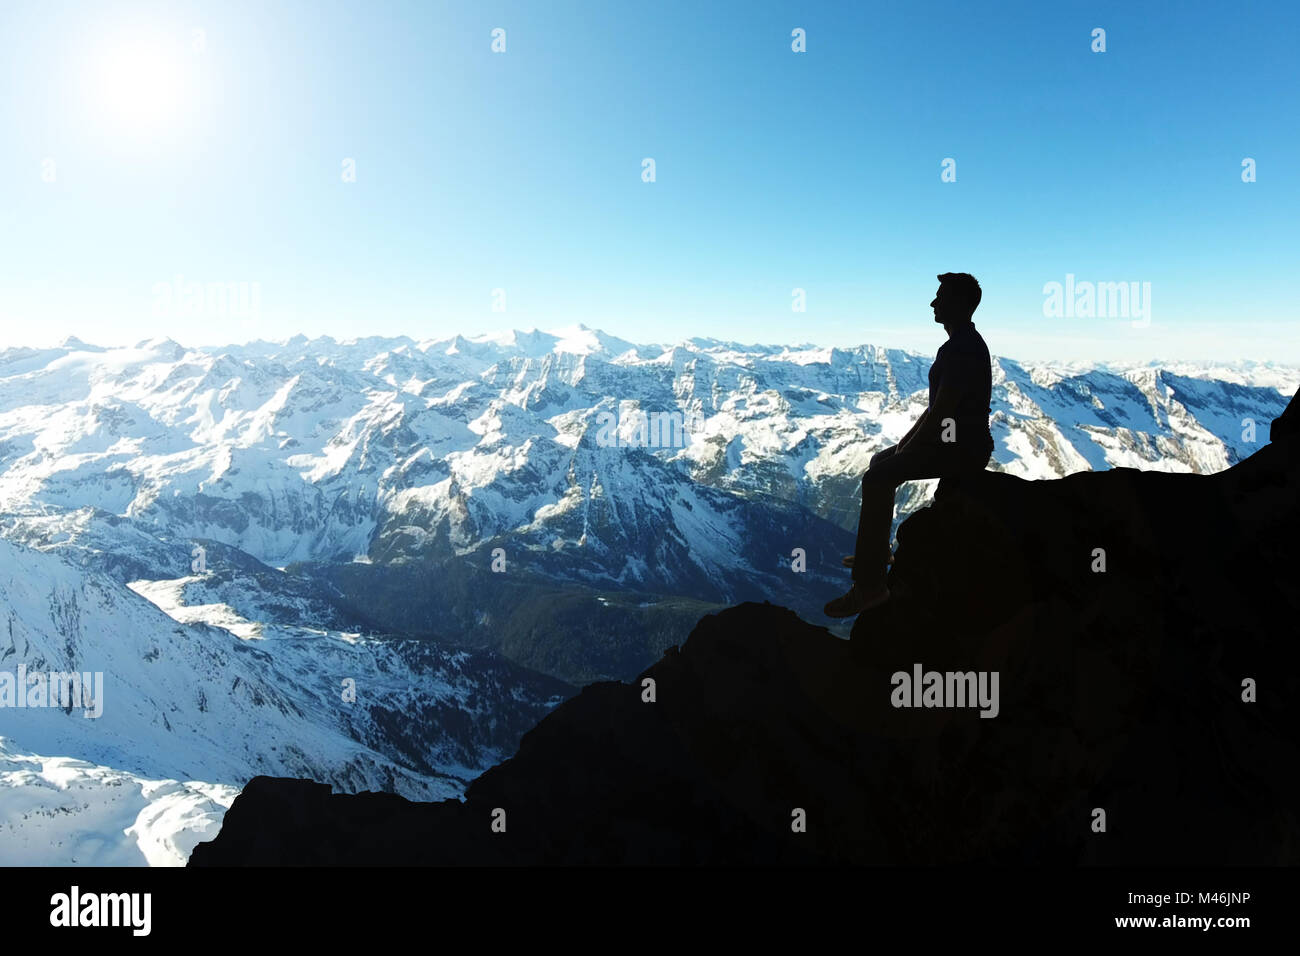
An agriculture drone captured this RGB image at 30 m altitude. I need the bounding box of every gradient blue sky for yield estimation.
[1,0,1296,362]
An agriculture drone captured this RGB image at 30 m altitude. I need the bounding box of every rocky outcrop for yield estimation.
[190,415,1300,865]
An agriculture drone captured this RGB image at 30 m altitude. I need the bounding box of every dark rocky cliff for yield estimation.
[190,403,1300,865]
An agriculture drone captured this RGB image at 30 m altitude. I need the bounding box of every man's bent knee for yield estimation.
[862,469,898,494]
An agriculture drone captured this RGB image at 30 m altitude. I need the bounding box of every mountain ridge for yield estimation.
[3,327,1290,681]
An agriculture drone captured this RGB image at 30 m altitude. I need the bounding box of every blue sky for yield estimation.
[1,0,1296,362]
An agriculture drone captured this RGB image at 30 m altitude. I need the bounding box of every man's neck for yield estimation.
[943,319,974,337]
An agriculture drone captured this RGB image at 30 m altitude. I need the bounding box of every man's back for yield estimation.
[927,321,993,456]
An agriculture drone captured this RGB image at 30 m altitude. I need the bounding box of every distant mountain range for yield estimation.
[0,326,1294,863]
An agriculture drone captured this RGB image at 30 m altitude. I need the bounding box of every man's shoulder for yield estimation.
[946,323,990,358]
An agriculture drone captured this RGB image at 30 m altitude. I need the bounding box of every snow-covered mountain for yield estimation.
[0,533,568,864]
[3,327,1290,584]
[0,738,237,866]
[0,325,1293,863]
[2,324,1293,670]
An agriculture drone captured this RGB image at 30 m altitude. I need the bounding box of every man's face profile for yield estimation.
[930,285,951,325]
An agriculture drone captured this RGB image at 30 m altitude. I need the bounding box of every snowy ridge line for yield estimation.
[0,326,1291,578]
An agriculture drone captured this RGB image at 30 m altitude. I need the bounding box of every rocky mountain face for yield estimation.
[189,402,1300,865]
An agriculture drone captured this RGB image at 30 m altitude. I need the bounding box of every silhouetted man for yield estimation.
[824,273,994,617]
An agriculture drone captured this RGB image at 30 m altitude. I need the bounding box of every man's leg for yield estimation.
[850,443,953,584]
[826,444,980,617]
[840,445,899,571]
[869,445,899,469]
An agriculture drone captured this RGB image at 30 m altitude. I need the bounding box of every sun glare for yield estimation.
[93,29,188,131]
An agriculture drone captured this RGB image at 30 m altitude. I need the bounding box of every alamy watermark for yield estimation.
[1042,273,1151,328]
[594,408,704,449]
[0,666,103,718]
[151,274,261,320]
[50,886,150,936]
[890,663,999,718]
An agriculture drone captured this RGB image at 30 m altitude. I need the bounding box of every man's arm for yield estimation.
[900,353,973,451]
[895,408,928,453]
[900,388,961,450]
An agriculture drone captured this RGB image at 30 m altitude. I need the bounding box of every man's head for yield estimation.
[931,273,981,326]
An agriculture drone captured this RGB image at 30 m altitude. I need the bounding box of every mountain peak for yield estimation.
[59,335,104,351]
[132,336,183,352]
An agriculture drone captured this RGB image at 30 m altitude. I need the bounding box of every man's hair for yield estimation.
[937,273,982,317]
